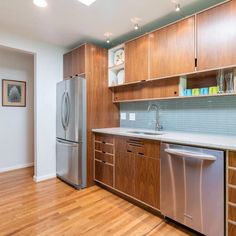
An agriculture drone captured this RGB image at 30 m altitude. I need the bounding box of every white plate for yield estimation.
[117,70,124,85]
[114,49,124,66]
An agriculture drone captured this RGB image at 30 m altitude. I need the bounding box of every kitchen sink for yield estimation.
[126,131,163,136]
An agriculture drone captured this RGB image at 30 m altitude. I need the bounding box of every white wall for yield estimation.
[0,48,34,172]
[0,31,66,181]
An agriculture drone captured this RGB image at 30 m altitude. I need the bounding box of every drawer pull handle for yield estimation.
[102,151,106,154]
[128,144,142,147]
[127,150,132,153]
[138,152,144,156]
[102,161,106,164]
[102,141,106,144]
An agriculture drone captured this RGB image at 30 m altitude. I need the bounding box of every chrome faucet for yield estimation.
[147,104,163,132]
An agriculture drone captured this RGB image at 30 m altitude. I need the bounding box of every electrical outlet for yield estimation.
[120,113,127,120]
[129,113,136,121]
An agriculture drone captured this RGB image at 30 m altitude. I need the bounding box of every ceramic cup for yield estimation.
[184,89,192,96]
[200,87,209,95]
[192,88,200,96]
[209,86,219,95]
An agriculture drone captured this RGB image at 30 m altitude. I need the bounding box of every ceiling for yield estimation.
[0,0,225,49]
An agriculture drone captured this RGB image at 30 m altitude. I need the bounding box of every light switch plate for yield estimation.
[120,113,127,120]
[129,113,136,121]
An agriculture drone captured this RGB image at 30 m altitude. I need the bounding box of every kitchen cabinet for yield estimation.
[134,154,160,209]
[125,35,149,83]
[228,151,236,236]
[113,77,179,102]
[63,45,85,79]
[149,16,195,78]
[72,45,85,76]
[197,0,236,70]
[63,52,72,79]
[94,134,160,209]
[115,137,135,196]
[94,134,114,187]
[95,160,113,187]
[116,137,160,209]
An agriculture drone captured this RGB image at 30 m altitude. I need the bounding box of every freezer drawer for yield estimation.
[160,143,224,236]
[56,139,82,187]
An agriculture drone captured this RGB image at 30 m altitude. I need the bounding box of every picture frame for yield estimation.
[2,79,26,107]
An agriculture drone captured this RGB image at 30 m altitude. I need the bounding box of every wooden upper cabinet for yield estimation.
[149,16,195,78]
[63,51,72,79]
[63,45,85,79]
[72,45,85,76]
[197,0,236,70]
[125,35,149,83]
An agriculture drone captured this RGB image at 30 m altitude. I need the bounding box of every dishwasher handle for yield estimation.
[164,148,216,161]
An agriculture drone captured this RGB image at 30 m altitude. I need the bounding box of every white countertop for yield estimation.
[92,127,236,151]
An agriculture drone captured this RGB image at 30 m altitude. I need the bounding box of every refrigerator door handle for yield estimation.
[61,92,66,130]
[65,92,70,129]
[56,139,78,147]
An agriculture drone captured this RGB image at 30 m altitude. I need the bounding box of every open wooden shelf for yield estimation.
[109,63,124,71]
[113,92,236,103]
[109,65,236,89]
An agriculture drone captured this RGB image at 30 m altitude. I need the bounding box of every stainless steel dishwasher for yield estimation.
[161,143,224,236]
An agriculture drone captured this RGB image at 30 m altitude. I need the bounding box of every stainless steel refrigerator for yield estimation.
[56,77,86,189]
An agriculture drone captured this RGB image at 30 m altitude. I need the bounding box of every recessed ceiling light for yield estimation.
[104,32,112,44]
[78,0,97,6]
[175,3,181,12]
[33,0,47,7]
[134,24,139,30]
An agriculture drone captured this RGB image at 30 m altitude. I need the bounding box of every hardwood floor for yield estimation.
[0,167,195,236]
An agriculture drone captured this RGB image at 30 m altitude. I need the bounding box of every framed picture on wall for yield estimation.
[2,79,26,107]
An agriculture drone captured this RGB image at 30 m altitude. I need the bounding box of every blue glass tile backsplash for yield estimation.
[120,96,236,135]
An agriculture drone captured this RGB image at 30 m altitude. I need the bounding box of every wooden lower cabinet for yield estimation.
[115,150,135,197]
[94,134,160,210]
[134,154,160,209]
[229,222,236,236]
[115,137,160,209]
[228,151,236,236]
[95,160,113,187]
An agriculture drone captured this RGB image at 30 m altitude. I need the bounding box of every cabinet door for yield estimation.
[72,45,85,76]
[197,0,236,70]
[125,35,149,83]
[95,160,113,187]
[134,155,160,209]
[63,52,73,79]
[115,137,135,196]
[149,16,195,78]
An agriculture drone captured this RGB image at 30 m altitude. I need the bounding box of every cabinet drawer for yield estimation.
[95,142,114,154]
[95,151,113,165]
[126,138,160,159]
[229,169,236,186]
[229,152,236,168]
[95,160,113,187]
[229,204,236,222]
[229,222,236,236]
[95,134,114,144]
[229,187,236,204]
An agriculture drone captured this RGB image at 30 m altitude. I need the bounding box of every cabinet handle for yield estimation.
[102,160,106,164]
[102,141,106,144]
[138,152,144,156]
[102,151,106,154]
[127,150,132,153]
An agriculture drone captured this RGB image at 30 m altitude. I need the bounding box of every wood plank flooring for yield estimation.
[0,167,195,236]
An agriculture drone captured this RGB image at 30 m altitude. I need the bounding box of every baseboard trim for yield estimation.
[33,173,56,183]
[0,163,34,173]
